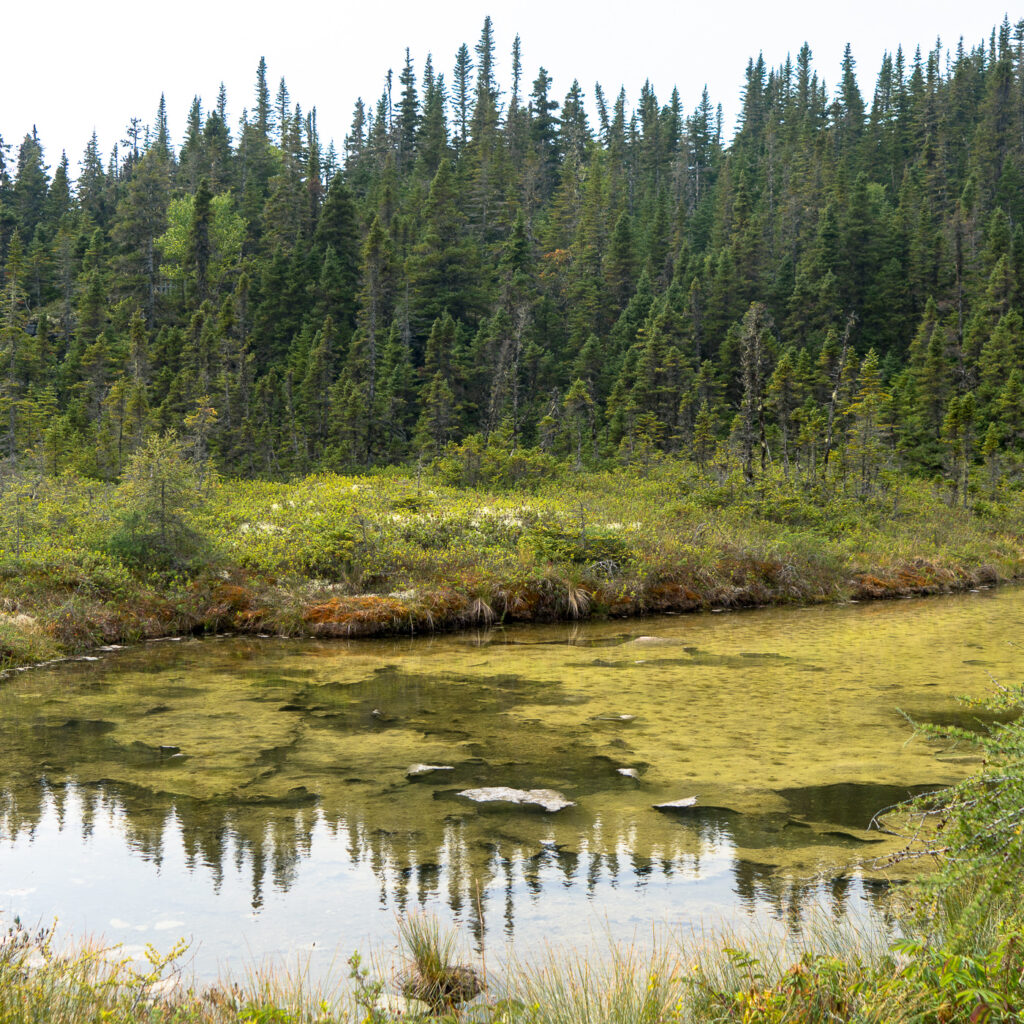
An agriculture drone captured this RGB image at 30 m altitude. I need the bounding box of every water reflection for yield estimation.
[2,779,895,957]
[1,587,1020,973]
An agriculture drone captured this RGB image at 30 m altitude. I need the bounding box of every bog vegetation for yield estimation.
[2,445,1023,670]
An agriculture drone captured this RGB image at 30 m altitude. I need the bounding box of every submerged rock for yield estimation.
[934,753,984,765]
[145,976,180,1000]
[820,828,885,844]
[407,763,455,778]
[457,787,575,812]
[653,796,698,811]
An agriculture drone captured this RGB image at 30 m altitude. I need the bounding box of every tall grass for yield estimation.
[0,915,356,1023]
[1,900,1021,1022]
[502,943,685,1024]
[491,911,892,1024]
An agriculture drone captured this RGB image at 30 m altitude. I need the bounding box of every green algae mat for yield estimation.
[1,587,1019,977]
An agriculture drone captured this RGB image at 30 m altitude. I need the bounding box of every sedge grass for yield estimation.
[1,898,1022,1023]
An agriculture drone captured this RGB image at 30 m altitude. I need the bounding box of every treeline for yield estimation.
[3,17,1024,496]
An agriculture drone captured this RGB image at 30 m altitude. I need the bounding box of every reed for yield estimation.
[2,898,1022,1023]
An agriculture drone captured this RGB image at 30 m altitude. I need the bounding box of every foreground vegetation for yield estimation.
[2,436,1024,671]
[3,681,1024,1022]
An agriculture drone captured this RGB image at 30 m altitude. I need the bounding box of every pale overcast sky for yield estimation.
[1,1,1017,177]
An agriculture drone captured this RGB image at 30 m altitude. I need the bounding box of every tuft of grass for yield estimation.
[503,943,683,1024]
[0,614,59,671]
[396,914,485,1014]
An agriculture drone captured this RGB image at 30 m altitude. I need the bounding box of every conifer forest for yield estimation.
[3,17,1024,491]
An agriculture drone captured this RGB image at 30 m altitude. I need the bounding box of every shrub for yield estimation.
[526,522,630,567]
[435,435,557,491]
[108,434,211,572]
[883,683,1024,949]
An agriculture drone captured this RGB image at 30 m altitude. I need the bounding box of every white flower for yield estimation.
[0,612,36,630]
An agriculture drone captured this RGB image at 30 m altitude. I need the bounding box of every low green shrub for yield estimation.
[525,523,631,567]
[435,436,558,491]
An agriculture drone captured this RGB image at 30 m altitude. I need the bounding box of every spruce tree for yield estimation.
[452,44,474,152]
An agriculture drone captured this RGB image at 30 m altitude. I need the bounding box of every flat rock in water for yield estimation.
[407,763,455,777]
[457,787,575,812]
[935,753,985,765]
[653,796,698,812]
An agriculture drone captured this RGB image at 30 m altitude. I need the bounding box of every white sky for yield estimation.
[1,1,1017,178]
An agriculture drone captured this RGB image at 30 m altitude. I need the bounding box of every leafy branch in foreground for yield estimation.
[878,681,1024,947]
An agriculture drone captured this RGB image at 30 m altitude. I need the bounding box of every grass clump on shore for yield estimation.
[2,440,1024,671]
[3,902,1020,1022]
[395,915,484,1014]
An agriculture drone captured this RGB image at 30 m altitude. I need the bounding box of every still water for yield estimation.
[1,587,1020,978]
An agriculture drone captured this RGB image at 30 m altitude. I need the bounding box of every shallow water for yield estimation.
[1,586,1021,978]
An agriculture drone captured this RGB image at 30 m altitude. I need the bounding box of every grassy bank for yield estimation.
[1,885,1021,1023]
[3,452,1024,671]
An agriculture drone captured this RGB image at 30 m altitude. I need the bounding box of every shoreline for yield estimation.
[4,463,1024,674]
[2,556,1013,676]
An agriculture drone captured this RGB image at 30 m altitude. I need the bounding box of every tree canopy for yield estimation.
[3,18,1024,492]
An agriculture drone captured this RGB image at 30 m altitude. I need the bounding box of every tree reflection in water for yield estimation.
[5,591,1014,969]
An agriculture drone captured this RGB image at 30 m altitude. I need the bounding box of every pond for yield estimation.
[1,586,1021,979]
